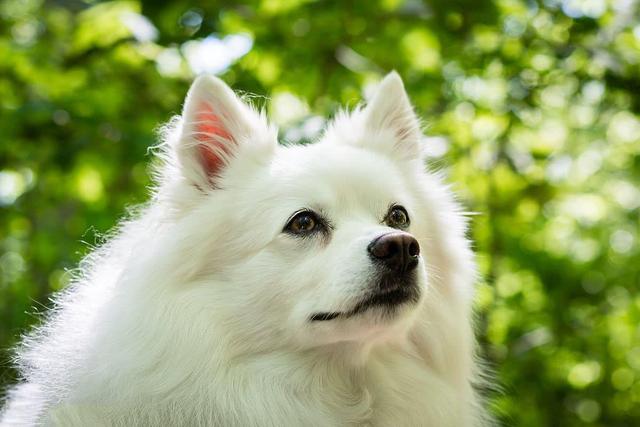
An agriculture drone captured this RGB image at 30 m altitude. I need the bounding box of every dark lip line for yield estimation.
[310,312,341,321]
[309,287,419,322]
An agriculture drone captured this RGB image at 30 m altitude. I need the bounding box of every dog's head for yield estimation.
[160,73,442,351]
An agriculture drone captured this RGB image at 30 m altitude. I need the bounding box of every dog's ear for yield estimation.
[362,71,422,160]
[177,75,274,188]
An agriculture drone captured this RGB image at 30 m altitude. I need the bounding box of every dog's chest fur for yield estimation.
[171,349,471,426]
[43,348,471,426]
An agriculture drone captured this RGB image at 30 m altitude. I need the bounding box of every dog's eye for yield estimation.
[285,210,319,235]
[385,205,410,229]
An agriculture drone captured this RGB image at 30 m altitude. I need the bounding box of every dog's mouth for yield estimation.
[310,276,420,322]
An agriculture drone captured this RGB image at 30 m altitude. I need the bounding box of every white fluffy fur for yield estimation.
[1,72,491,426]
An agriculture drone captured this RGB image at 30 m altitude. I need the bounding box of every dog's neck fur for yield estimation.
[50,323,475,426]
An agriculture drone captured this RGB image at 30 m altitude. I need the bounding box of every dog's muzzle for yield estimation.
[309,232,421,322]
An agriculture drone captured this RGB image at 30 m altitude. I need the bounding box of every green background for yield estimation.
[1,0,639,425]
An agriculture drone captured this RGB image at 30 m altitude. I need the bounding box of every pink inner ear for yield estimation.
[195,103,234,175]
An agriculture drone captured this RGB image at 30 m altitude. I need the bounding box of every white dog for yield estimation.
[1,72,491,426]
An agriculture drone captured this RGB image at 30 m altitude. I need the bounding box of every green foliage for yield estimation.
[1,0,639,425]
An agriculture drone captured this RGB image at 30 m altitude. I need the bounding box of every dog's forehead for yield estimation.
[269,143,407,211]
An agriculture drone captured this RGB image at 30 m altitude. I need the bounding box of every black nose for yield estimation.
[367,232,420,273]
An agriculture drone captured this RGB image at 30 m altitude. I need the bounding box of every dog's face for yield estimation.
[164,73,433,351]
